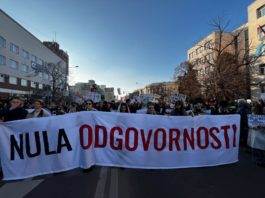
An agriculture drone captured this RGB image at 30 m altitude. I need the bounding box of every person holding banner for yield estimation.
[0,97,28,122]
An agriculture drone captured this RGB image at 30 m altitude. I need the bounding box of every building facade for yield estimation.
[0,9,68,100]
[134,81,178,102]
[248,0,265,98]
[104,87,115,102]
[186,0,265,99]
[70,80,114,102]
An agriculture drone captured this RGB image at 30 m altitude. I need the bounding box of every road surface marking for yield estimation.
[94,167,109,198]
[0,179,43,198]
[109,168,119,198]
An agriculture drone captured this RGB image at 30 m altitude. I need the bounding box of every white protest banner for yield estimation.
[133,95,141,103]
[83,92,101,102]
[170,93,187,103]
[72,96,84,104]
[140,94,160,103]
[0,112,240,180]
[248,115,265,151]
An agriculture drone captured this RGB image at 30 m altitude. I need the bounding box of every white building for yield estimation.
[0,9,68,99]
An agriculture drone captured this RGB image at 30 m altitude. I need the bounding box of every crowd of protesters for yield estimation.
[0,96,265,167]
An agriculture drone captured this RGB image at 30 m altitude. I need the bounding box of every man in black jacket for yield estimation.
[0,97,28,122]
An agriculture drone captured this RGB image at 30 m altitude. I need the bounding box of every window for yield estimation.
[0,55,6,65]
[196,46,204,54]
[10,43,19,54]
[31,81,36,88]
[243,30,250,62]
[204,41,213,50]
[44,73,49,80]
[37,58,44,66]
[31,55,37,63]
[10,59,18,69]
[192,51,196,58]
[259,64,265,75]
[21,64,29,72]
[205,53,213,61]
[201,57,205,64]
[258,25,265,41]
[22,49,30,59]
[257,5,265,18]
[0,74,4,83]
[196,57,205,65]
[21,79,28,87]
[38,72,43,78]
[9,76,17,85]
[0,36,6,48]
[189,53,192,60]
[39,83,43,89]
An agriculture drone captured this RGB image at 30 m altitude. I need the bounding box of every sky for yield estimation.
[0,0,254,94]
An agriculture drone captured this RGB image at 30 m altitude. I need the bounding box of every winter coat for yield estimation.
[3,107,28,122]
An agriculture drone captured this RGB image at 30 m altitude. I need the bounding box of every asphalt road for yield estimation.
[0,148,264,198]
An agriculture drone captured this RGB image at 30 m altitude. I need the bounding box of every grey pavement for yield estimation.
[0,148,264,198]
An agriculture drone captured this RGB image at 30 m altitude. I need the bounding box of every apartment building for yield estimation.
[248,0,265,98]
[188,27,248,77]
[70,80,115,102]
[104,87,115,102]
[0,9,68,99]
[186,0,265,99]
[136,81,179,102]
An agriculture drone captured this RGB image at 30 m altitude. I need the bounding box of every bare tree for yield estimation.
[195,18,264,101]
[31,61,68,102]
[173,61,189,81]
[178,62,202,101]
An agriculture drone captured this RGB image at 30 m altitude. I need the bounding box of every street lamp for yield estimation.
[69,65,79,68]
[65,66,79,98]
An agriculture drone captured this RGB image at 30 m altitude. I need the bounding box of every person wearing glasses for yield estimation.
[0,97,28,122]
[85,100,97,111]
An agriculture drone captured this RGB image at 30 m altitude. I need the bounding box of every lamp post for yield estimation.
[69,65,79,68]
[65,66,79,104]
